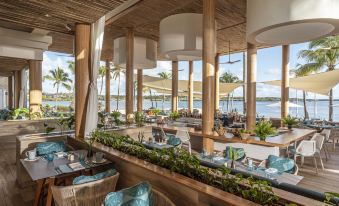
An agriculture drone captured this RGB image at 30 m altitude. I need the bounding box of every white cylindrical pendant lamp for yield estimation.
[160,13,202,61]
[114,36,157,69]
[247,0,339,45]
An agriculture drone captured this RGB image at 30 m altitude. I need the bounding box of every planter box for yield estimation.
[68,137,323,206]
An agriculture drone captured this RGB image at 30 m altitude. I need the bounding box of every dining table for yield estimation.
[20,150,112,206]
[195,154,303,186]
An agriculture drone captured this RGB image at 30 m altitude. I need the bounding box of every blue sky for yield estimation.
[42,42,338,99]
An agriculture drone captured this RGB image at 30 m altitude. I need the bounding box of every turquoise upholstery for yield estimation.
[267,155,295,174]
[73,169,117,185]
[36,141,66,156]
[167,134,181,146]
[104,181,152,206]
[224,146,245,161]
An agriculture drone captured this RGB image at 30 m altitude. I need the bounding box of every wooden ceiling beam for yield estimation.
[105,0,144,25]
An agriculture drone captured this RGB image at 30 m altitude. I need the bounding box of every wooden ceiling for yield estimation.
[0,57,27,76]
[0,0,248,72]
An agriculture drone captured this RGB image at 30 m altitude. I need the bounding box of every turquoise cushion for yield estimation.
[105,181,152,206]
[167,135,181,147]
[267,155,295,174]
[73,169,117,185]
[36,141,66,156]
[224,146,245,161]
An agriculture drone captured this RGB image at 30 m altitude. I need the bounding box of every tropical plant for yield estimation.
[169,111,180,121]
[254,120,277,140]
[98,65,107,96]
[91,130,282,205]
[0,109,11,120]
[219,71,241,112]
[110,110,122,126]
[111,65,125,110]
[10,108,30,119]
[43,67,72,110]
[282,115,298,129]
[151,108,161,116]
[134,111,145,127]
[324,192,339,205]
[296,36,339,121]
[158,72,172,110]
[43,122,55,135]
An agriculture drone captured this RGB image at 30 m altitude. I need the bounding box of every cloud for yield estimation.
[264,67,280,77]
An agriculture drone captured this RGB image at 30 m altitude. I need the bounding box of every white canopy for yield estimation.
[141,75,242,98]
[264,69,339,96]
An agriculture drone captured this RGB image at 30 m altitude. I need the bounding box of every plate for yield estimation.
[24,157,40,161]
[92,158,106,164]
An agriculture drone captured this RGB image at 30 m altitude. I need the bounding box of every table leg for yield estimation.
[46,177,56,206]
[34,179,45,206]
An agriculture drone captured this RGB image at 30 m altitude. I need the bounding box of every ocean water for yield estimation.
[42,99,339,121]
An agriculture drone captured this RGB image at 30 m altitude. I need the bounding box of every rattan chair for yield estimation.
[152,188,176,206]
[51,173,119,206]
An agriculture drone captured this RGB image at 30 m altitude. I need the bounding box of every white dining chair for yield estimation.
[320,129,331,160]
[293,133,325,174]
[175,127,192,154]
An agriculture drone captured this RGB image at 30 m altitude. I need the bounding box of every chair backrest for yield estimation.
[296,140,316,156]
[152,188,176,206]
[311,133,325,150]
[175,127,190,141]
[52,173,119,206]
[321,129,331,141]
[160,127,167,139]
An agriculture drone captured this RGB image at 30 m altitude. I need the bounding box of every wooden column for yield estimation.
[29,60,42,114]
[125,28,134,117]
[14,70,22,109]
[75,23,91,138]
[105,60,111,113]
[281,45,290,119]
[202,0,216,153]
[246,43,257,131]
[171,61,178,112]
[215,53,220,111]
[8,76,13,109]
[188,61,194,113]
[137,69,143,112]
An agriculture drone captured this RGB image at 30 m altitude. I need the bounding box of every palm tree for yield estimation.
[67,60,75,109]
[98,65,106,96]
[292,65,310,119]
[111,65,125,110]
[44,67,72,109]
[158,72,172,110]
[219,71,240,112]
[297,36,339,121]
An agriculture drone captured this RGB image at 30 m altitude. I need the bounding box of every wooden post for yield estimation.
[14,70,21,108]
[29,60,42,114]
[8,76,13,109]
[137,69,143,112]
[202,0,216,153]
[188,61,194,114]
[125,28,134,117]
[243,52,247,115]
[171,61,178,112]
[75,23,91,138]
[281,45,290,120]
[246,43,257,131]
[105,60,111,113]
[215,53,220,111]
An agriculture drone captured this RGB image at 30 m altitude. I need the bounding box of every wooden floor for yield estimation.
[0,136,34,206]
[0,136,339,206]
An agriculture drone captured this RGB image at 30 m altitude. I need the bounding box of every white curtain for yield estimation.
[84,16,105,137]
[19,69,28,108]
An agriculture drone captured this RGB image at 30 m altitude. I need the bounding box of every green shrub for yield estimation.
[254,120,277,140]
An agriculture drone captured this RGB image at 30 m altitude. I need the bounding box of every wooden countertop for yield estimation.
[151,124,316,148]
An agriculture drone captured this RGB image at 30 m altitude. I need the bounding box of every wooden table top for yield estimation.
[151,124,316,148]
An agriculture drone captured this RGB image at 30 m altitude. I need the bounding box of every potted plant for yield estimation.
[151,108,161,116]
[134,111,145,127]
[254,120,277,141]
[240,129,251,140]
[43,122,55,135]
[169,111,180,121]
[282,115,298,130]
[110,110,122,126]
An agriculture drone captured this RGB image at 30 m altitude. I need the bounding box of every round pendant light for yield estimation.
[114,36,157,69]
[160,13,202,61]
[247,0,339,45]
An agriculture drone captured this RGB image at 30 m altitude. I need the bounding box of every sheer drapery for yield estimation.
[19,69,27,108]
[84,16,105,137]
